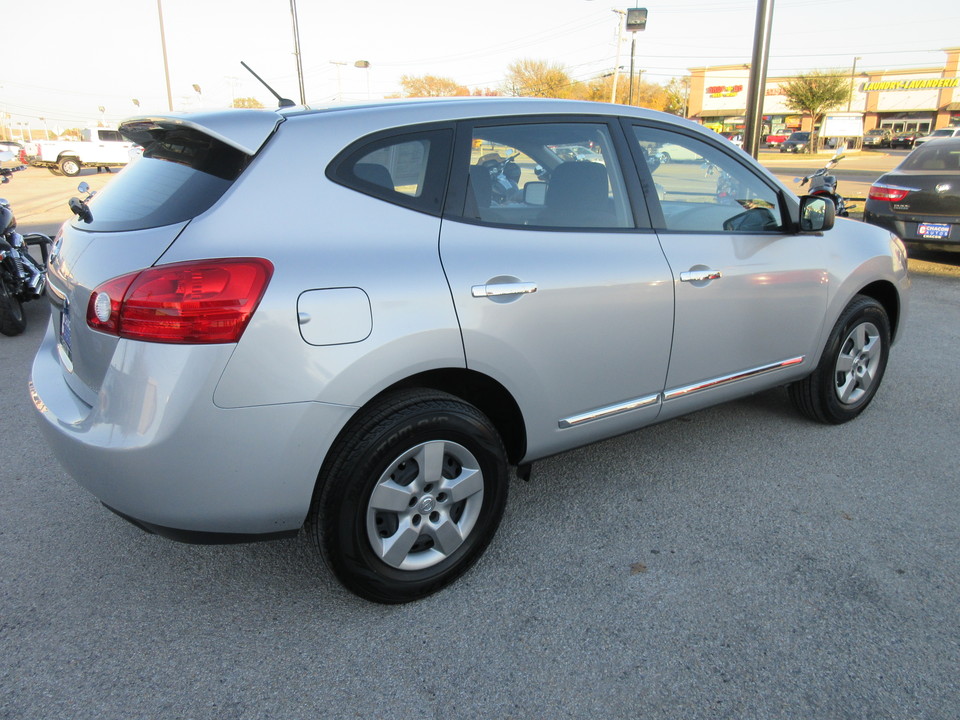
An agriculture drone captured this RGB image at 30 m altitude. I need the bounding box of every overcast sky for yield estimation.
[4,0,959,132]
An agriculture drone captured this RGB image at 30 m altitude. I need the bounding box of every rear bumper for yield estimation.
[863,208,960,249]
[30,319,357,537]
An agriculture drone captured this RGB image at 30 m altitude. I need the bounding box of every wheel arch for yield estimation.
[381,368,527,465]
[857,279,901,343]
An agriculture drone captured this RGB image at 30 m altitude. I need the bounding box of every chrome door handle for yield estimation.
[679,269,722,283]
[471,282,538,298]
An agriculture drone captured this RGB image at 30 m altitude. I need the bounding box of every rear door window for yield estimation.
[450,121,638,230]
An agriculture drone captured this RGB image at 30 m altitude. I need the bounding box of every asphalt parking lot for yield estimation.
[1,166,958,719]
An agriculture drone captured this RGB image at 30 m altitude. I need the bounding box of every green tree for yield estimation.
[400,75,470,97]
[232,97,265,109]
[782,71,850,151]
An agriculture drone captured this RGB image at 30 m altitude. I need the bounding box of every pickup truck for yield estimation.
[30,128,135,176]
[765,133,788,148]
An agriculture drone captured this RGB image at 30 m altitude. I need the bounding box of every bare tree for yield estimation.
[504,59,574,98]
[232,97,265,109]
[400,75,470,98]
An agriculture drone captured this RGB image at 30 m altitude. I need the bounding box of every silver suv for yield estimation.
[913,126,960,147]
[31,99,909,602]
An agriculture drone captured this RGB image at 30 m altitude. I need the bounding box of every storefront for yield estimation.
[687,48,960,137]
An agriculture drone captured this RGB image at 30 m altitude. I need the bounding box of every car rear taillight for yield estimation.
[868,184,915,202]
[87,258,274,343]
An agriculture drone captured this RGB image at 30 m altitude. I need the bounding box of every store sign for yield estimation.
[707,84,743,98]
[864,78,959,92]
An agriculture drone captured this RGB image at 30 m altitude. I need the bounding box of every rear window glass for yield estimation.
[74,127,250,232]
[899,142,960,171]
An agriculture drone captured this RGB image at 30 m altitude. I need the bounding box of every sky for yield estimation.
[4,0,959,134]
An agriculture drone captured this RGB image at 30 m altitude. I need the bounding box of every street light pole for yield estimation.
[625,8,647,106]
[847,56,862,112]
[742,0,775,159]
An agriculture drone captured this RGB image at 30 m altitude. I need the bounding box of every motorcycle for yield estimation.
[795,146,854,217]
[0,155,54,336]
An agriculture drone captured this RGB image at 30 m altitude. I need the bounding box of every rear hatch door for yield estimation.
[46,110,283,404]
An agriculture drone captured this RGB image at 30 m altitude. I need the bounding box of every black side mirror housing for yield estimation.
[799,195,835,233]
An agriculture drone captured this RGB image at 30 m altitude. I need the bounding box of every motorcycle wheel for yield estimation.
[0,274,26,336]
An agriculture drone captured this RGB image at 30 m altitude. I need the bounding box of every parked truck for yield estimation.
[30,128,135,176]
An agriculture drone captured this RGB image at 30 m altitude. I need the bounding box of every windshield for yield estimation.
[788,132,809,141]
[75,126,251,233]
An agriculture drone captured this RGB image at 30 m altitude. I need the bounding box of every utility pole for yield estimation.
[290,0,306,105]
[157,0,173,111]
[610,10,625,104]
[847,56,862,112]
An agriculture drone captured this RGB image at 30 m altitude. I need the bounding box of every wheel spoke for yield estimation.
[853,324,870,353]
[429,517,465,556]
[380,521,421,567]
[837,376,856,403]
[415,441,446,486]
[444,467,483,503]
[835,353,855,375]
[369,481,415,513]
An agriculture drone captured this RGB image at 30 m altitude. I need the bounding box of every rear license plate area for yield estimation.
[917,223,951,239]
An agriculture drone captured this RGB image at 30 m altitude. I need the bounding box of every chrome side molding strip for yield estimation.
[558,356,804,428]
[559,393,660,429]
[663,356,804,401]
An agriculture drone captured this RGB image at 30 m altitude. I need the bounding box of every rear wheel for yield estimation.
[311,389,509,603]
[0,274,26,336]
[789,295,890,424]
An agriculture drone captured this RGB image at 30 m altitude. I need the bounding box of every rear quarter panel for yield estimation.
[152,113,466,410]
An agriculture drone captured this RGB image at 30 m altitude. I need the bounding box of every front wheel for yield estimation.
[311,389,509,603]
[59,157,82,176]
[0,274,26,336]
[789,295,890,424]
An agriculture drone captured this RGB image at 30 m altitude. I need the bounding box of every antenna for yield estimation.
[240,61,297,109]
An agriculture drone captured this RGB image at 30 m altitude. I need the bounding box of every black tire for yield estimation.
[47,167,63,176]
[311,389,509,603]
[59,157,81,177]
[0,274,26,336]
[789,295,890,424]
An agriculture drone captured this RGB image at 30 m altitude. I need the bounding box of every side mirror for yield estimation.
[799,195,835,233]
[523,181,547,206]
[69,196,93,224]
[77,182,90,194]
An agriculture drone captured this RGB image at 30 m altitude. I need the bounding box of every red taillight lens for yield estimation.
[868,184,913,202]
[87,258,274,343]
